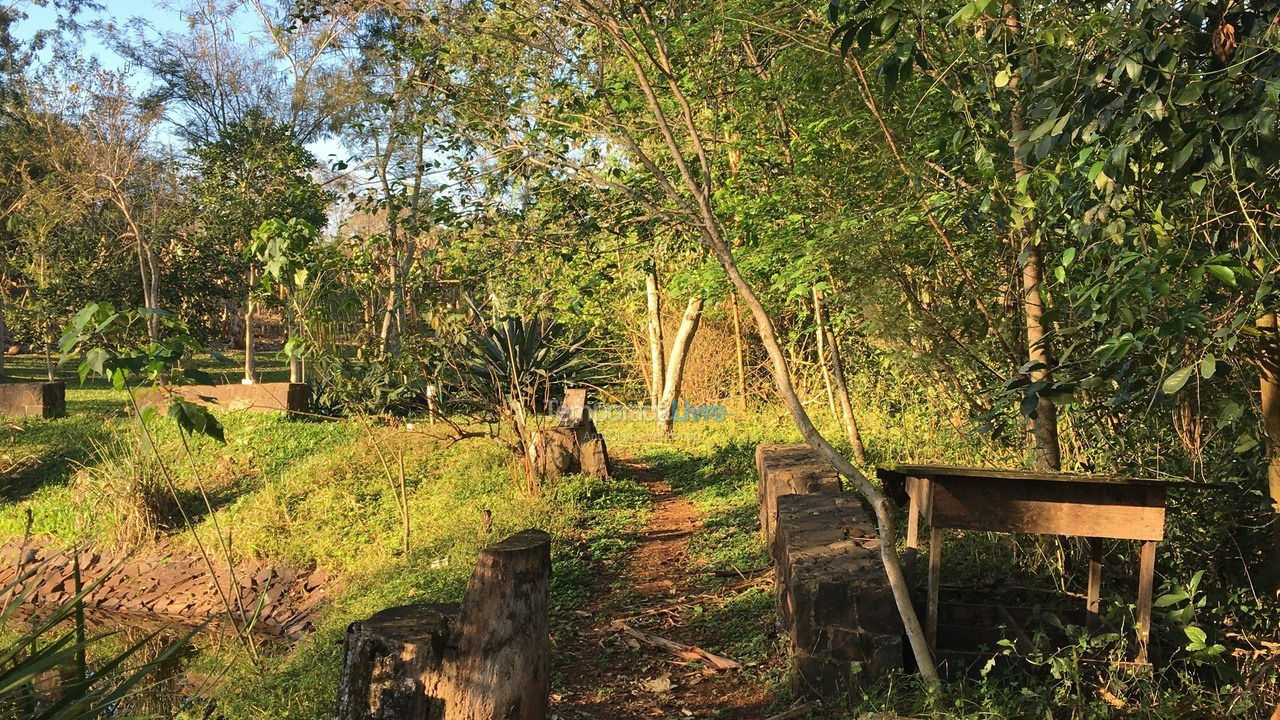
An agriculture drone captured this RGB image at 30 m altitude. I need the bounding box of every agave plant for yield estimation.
[452,317,602,491]
[457,317,600,418]
[0,561,195,720]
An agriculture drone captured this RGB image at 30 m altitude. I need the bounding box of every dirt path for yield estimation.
[551,460,777,719]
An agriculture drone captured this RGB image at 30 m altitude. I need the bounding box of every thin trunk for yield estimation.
[244,269,257,384]
[380,256,400,352]
[824,317,867,465]
[1006,0,1061,470]
[657,297,703,434]
[813,287,839,421]
[731,291,746,411]
[286,298,302,383]
[645,270,666,411]
[1258,311,1280,573]
[0,287,7,376]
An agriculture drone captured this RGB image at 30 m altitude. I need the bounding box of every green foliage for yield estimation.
[58,302,225,443]
[0,565,193,720]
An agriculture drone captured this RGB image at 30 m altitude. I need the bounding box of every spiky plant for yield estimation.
[0,561,194,720]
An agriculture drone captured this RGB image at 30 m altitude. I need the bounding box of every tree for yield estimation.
[189,112,329,381]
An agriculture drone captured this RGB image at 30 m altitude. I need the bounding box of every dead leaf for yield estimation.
[1100,688,1125,710]
[643,674,673,693]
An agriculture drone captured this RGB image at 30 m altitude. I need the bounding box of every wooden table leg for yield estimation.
[1086,537,1103,630]
[927,526,942,652]
[905,481,920,576]
[1136,540,1157,663]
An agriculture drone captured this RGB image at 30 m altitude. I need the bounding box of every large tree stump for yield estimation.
[528,388,610,481]
[441,529,551,720]
[337,529,552,720]
[337,604,456,720]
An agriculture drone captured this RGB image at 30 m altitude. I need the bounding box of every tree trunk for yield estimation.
[645,269,666,411]
[1006,0,1061,471]
[657,297,704,434]
[813,287,839,420]
[286,303,303,383]
[731,291,746,410]
[0,287,7,376]
[1259,312,1280,575]
[244,270,257,384]
[824,323,867,465]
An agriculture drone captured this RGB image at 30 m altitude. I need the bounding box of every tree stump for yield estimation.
[336,604,456,720]
[443,529,551,720]
[337,529,552,720]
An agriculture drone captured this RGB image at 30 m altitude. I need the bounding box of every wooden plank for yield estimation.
[927,527,942,652]
[1086,538,1103,630]
[888,463,1226,489]
[1136,540,1156,664]
[929,475,1166,541]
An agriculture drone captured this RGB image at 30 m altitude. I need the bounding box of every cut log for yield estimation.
[441,529,552,720]
[337,530,552,720]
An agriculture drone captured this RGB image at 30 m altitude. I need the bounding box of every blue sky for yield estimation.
[12,0,348,160]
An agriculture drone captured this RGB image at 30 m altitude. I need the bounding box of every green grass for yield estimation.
[2,357,654,719]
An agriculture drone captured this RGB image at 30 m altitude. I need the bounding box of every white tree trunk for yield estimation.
[645,270,666,411]
[656,297,703,434]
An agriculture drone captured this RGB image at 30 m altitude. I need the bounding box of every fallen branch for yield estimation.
[610,621,742,671]
[764,703,812,720]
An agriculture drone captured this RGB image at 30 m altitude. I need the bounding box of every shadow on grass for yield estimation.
[2,417,115,502]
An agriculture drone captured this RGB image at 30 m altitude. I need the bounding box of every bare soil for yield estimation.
[551,460,786,719]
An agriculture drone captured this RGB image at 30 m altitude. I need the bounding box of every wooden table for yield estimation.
[876,464,1215,664]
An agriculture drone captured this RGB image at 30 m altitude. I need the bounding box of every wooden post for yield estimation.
[337,530,552,720]
[1086,537,1103,630]
[927,526,942,652]
[1136,540,1156,664]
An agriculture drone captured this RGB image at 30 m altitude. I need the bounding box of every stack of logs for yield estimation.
[337,529,552,720]
[756,443,903,696]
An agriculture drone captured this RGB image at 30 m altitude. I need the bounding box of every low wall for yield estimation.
[142,382,310,415]
[757,443,902,695]
[0,542,330,638]
[755,444,841,545]
[0,381,65,419]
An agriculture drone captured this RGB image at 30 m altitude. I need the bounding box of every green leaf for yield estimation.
[994,69,1010,88]
[1184,626,1208,645]
[1199,355,1216,379]
[1206,265,1236,286]
[1061,247,1077,266]
[1174,82,1203,105]
[1154,590,1188,608]
[1162,366,1194,394]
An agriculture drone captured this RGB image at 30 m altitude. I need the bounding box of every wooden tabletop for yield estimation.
[879,464,1229,490]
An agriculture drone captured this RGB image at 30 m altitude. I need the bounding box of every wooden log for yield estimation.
[441,529,551,720]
